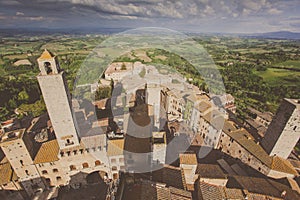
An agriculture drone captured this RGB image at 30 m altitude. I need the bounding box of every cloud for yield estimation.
[268,8,282,15]
[0,0,299,33]
[16,11,24,16]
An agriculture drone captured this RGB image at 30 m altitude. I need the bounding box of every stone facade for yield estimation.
[37,50,79,149]
[262,98,300,159]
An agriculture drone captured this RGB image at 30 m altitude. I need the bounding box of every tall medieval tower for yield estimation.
[37,49,79,149]
[261,98,300,159]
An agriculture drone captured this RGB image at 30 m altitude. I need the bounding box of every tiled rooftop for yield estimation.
[107,139,124,156]
[34,139,59,164]
[225,128,297,175]
[0,157,13,185]
[179,153,197,165]
[152,165,187,190]
[196,164,227,179]
[38,49,54,60]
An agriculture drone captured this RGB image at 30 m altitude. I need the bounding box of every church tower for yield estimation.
[37,49,79,149]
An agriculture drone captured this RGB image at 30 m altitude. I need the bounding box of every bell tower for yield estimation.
[37,49,79,149]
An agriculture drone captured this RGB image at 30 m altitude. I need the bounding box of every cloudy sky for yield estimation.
[0,0,299,33]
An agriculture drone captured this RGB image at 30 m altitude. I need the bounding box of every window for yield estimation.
[239,150,242,154]
[111,159,116,163]
[25,170,29,176]
[112,166,118,171]
[42,170,48,175]
[293,126,297,131]
[113,173,119,179]
[248,158,251,162]
[20,160,24,166]
[70,165,76,171]
[258,167,261,171]
[119,158,124,163]
[53,169,58,173]
[56,176,62,181]
[82,163,89,169]
[95,160,101,166]
[44,62,52,74]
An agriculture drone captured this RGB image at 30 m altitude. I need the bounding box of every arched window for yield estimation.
[53,168,58,173]
[42,170,48,175]
[82,163,89,169]
[56,176,62,181]
[95,160,101,166]
[44,62,52,74]
[70,165,76,171]
[25,170,29,176]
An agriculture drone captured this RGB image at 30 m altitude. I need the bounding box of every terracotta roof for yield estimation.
[34,139,59,164]
[196,164,227,179]
[179,153,197,165]
[195,101,212,113]
[107,139,124,156]
[139,180,192,200]
[227,175,300,200]
[0,158,13,185]
[222,120,237,134]
[203,110,226,130]
[225,129,298,175]
[198,182,225,200]
[124,134,151,153]
[223,188,245,199]
[271,156,298,175]
[225,129,273,167]
[152,165,187,190]
[38,49,54,60]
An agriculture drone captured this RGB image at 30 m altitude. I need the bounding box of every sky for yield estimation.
[0,0,299,33]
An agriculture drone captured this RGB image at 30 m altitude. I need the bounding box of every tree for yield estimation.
[18,90,29,103]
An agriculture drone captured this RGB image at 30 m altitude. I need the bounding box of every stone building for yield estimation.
[217,128,298,179]
[262,98,300,159]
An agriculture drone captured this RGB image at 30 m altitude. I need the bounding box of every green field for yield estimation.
[254,68,300,86]
[276,60,300,69]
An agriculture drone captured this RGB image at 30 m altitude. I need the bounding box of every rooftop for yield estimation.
[152,165,187,190]
[195,100,212,113]
[34,139,59,164]
[227,175,300,200]
[179,153,197,165]
[203,110,226,130]
[139,180,192,200]
[38,49,54,60]
[196,164,227,179]
[225,128,297,175]
[225,128,273,167]
[0,128,25,144]
[0,157,13,185]
[107,139,124,157]
[124,135,151,154]
[271,156,298,175]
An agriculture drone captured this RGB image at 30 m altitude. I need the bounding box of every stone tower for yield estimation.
[0,129,45,195]
[261,98,300,159]
[37,49,79,149]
